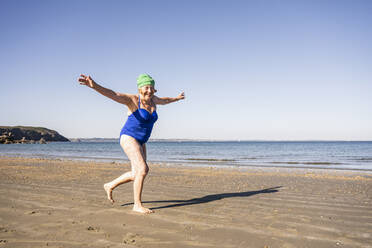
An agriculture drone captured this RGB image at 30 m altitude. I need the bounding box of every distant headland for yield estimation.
[0,126,70,144]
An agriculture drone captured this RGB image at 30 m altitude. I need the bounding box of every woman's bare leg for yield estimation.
[109,135,153,213]
[104,135,153,213]
[123,137,153,213]
[103,136,135,203]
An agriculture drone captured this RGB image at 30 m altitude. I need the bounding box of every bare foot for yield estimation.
[132,205,154,214]
[103,183,114,203]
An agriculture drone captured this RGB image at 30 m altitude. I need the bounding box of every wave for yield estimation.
[270,161,343,165]
[185,158,236,162]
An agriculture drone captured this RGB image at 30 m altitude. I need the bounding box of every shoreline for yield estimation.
[1,156,371,247]
[2,155,372,174]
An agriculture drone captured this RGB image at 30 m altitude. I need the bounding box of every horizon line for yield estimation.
[68,138,372,142]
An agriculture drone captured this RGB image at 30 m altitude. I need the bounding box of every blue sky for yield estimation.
[1,0,371,140]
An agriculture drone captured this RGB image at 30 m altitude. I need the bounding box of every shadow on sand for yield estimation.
[121,186,282,210]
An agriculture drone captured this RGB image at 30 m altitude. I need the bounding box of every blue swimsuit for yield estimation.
[120,96,158,145]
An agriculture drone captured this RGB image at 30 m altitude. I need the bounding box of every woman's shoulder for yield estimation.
[124,94,139,111]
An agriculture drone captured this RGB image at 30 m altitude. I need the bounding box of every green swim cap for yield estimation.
[137,74,155,89]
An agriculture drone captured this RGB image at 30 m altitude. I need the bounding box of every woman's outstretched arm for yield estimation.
[153,92,185,105]
[78,74,132,105]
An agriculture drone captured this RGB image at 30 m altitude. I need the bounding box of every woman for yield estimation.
[78,73,185,214]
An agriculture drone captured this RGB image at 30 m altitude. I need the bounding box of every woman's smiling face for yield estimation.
[139,85,156,100]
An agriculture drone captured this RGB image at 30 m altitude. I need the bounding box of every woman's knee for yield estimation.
[135,164,149,177]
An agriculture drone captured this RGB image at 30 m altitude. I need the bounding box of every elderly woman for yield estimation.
[78,74,185,214]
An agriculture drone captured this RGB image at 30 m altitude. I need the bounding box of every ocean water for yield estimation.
[1,141,372,171]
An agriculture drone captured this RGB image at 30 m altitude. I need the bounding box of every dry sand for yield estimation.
[0,156,371,248]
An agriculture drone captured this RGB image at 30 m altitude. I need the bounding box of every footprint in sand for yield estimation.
[0,227,16,233]
[86,226,100,232]
[123,233,140,244]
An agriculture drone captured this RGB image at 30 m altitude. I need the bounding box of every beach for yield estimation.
[0,156,371,248]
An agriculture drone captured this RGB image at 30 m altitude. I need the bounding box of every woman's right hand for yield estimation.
[78,74,95,88]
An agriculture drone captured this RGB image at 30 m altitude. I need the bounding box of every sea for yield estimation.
[1,140,372,171]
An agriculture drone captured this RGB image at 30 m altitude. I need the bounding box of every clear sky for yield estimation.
[1,0,371,140]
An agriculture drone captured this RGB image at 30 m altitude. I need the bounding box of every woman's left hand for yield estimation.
[177,92,185,100]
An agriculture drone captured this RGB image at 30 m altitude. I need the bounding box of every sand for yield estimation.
[0,156,371,248]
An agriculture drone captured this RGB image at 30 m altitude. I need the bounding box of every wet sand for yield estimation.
[0,156,371,248]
